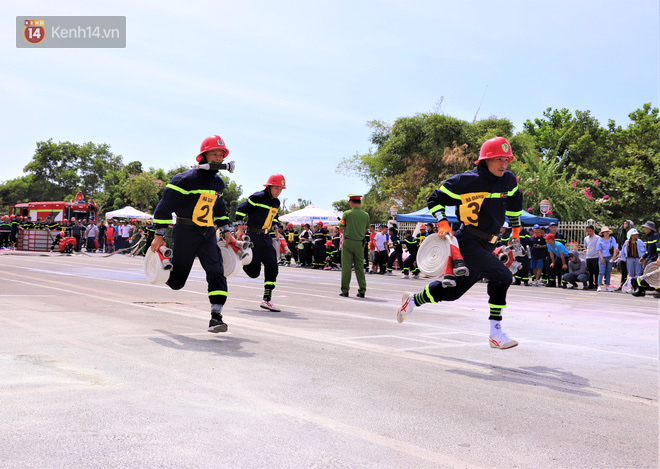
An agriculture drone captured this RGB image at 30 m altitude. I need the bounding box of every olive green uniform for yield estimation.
[339,206,370,295]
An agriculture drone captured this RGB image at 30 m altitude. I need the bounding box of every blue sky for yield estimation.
[2,0,658,211]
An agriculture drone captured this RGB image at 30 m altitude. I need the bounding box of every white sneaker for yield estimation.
[384,271,393,276]
[401,274,409,279]
[260,301,281,312]
[606,286,613,292]
[566,283,574,289]
[597,286,604,292]
[622,279,633,293]
[397,291,415,324]
[489,331,519,349]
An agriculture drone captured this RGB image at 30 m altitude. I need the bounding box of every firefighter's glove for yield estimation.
[437,220,453,239]
[510,227,521,245]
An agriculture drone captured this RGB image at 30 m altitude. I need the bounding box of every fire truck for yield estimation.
[10,191,98,222]
[9,192,98,252]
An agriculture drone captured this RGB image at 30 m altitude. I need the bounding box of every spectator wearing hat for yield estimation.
[640,221,658,266]
[583,225,601,290]
[529,224,547,285]
[596,226,618,292]
[613,220,635,290]
[545,234,570,288]
[547,222,566,244]
[620,229,646,278]
[563,250,588,289]
[497,221,511,247]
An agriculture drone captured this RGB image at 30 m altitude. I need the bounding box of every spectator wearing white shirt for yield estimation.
[373,225,388,274]
[583,225,601,290]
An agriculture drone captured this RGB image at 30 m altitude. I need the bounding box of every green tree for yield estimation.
[0,175,37,213]
[23,139,123,199]
[600,103,660,222]
[521,108,608,173]
[331,199,350,213]
[122,172,160,212]
[289,198,312,211]
[221,175,243,220]
[339,113,514,214]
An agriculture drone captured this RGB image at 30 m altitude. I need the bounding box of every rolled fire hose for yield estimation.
[218,240,243,278]
[416,235,450,278]
[144,248,172,285]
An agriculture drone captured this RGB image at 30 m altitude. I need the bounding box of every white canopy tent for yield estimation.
[278,205,341,226]
[105,206,152,220]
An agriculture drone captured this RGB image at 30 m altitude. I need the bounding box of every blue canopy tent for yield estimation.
[396,206,558,226]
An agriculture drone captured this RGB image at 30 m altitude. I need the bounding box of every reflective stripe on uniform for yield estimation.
[208,290,228,297]
[166,184,221,196]
[248,198,271,210]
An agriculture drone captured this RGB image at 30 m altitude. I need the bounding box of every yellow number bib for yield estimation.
[287,232,295,242]
[262,207,279,230]
[459,192,487,227]
[192,192,217,227]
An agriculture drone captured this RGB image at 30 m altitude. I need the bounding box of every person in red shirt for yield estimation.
[105,220,116,253]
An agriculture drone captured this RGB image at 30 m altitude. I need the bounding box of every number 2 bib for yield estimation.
[192,192,218,227]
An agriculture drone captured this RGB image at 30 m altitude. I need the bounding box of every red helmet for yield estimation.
[325,240,333,247]
[264,174,286,189]
[475,137,515,165]
[71,217,76,221]
[59,231,66,237]
[62,218,68,223]
[197,135,229,163]
[286,223,293,228]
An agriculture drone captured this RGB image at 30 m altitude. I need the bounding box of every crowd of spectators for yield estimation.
[0,215,153,255]
[2,213,657,298]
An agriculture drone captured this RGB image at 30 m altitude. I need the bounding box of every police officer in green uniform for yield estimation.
[338,194,370,298]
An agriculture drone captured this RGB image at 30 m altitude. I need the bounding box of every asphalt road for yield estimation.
[0,251,658,468]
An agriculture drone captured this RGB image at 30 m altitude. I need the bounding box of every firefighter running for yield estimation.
[397,137,524,350]
[150,135,237,333]
[235,174,286,312]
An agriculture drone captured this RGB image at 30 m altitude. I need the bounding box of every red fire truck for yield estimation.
[10,191,98,222]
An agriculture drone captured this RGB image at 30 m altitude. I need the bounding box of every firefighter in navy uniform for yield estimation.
[0,216,11,248]
[144,220,156,256]
[401,230,420,279]
[283,223,299,266]
[10,215,19,248]
[312,221,329,269]
[513,226,532,286]
[397,137,524,350]
[45,217,61,251]
[150,135,236,333]
[235,174,286,312]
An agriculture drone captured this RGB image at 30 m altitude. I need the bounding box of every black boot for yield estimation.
[208,305,228,333]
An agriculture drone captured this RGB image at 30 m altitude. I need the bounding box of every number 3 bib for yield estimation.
[459,192,488,227]
[192,192,218,227]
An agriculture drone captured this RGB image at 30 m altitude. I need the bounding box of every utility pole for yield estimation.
[473,85,488,123]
